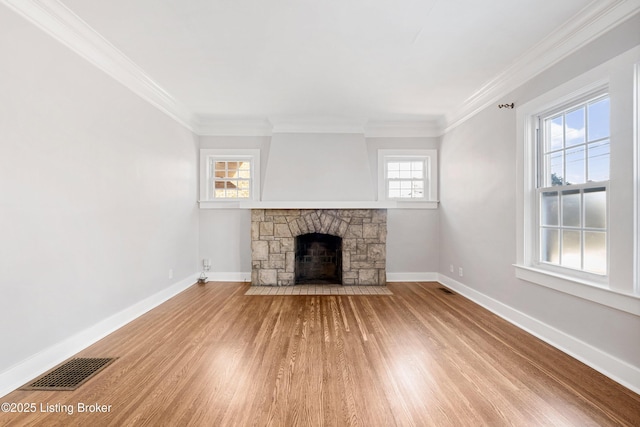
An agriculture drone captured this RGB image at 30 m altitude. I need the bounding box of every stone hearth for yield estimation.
[251,209,387,286]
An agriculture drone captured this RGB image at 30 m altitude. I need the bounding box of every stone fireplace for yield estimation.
[251,209,387,286]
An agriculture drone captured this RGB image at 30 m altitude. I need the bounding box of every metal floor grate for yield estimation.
[438,287,455,295]
[20,357,117,391]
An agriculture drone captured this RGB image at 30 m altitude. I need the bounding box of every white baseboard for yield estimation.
[438,274,640,395]
[386,272,439,282]
[205,271,251,282]
[0,273,199,399]
[204,271,436,283]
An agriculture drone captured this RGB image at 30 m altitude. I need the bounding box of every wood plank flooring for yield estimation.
[1,281,639,426]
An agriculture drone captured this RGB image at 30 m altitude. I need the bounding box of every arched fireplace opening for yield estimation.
[295,233,342,284]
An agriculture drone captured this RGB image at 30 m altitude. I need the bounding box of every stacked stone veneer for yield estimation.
[251,209,387,286]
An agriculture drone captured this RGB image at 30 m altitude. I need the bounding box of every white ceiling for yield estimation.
[9,0,639,134]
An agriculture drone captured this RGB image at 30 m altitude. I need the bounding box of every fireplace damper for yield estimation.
[295,233,342,284]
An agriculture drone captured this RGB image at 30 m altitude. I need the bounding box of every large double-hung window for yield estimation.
[536,92,610,276]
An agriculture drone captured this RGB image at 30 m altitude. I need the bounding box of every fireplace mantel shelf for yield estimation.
[199,200,439,209]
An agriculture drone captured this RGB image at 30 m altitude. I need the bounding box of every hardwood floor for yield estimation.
[2,281,639,426]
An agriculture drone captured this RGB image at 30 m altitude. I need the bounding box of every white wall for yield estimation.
[439,14,640,389]
[0,5,199,382]
[198,135,440,276]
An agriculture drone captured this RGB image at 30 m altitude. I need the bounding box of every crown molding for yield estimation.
[364,119,444,138]
[2,0,196,131]
[443,0,640,134]
[6,0,639,138]
[195,115,445,137]
[269,116,367,134]
[195,116,273,136]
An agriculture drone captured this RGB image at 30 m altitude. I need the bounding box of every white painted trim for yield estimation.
[386,272,439,282]
[437,273,640,395]
[269,117,366,134]
[634,61,640,293]
[378,149,439,203]
[205,272,252,282]
[198,201,440,210]
[444,0,640,134]
[514,265,640,316]
[236,201,398,209]
[0,273,199,399]
[199,149,261,203]
[1,0,195,131]
[195,116,273,136]
[364,120,443,138]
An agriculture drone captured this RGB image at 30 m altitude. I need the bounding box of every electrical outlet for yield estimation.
[458,267,463,277]
[449,264,454,273]
[169,269,174,279]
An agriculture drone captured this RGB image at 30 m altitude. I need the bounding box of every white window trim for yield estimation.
[534,90,610,280]
[635,61,640,294]
[515,56,640,316]
[199,149,260,208]
[377,149,438,209]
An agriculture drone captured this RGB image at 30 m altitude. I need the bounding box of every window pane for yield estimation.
[584,231,606,275]
[584,188,606,229]
[565,107,585,147]
[237,180,250,189]
[587,98,610,141]
[411,162,424,179]
[399,162,410,171]
[214,189,225,198]
[389,181,400,189]
[541,228,559,264]
[565,145,585,185]
[561,190,581,227]
[541,191,559,226]
[400,181,412,198]
[399,169,412,179]
[239,161,250,170]
[388,189,401,198]
[238,170,251,179]
[546,115,564,151]
[587,140,609,182]
[545,152,564,186]
[412,181,424,197]
[561,230,582,269]
[214,162,226,171]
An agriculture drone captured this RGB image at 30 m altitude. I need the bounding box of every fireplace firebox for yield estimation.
[295,233,342,284]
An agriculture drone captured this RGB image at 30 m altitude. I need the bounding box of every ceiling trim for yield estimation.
[364,120,443,138]
[2,0,196,131]
[4,0,639,138]
[195,116,273,136]
[443,0,640,134]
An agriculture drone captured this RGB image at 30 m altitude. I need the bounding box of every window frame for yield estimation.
[377,149,438,208]
[534,91,610,280]
[199,149,260,206]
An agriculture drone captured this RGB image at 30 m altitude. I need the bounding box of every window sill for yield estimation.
[514,264,640,316]
[198,200,439,209]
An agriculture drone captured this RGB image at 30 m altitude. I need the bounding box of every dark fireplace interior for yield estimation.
[295,233,342,284]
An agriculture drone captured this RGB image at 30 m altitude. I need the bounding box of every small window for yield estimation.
[378,149,438,204]
[199,149,260,203]
[536,93,609,276]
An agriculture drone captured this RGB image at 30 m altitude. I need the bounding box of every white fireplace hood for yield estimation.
[259,132,380,206]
